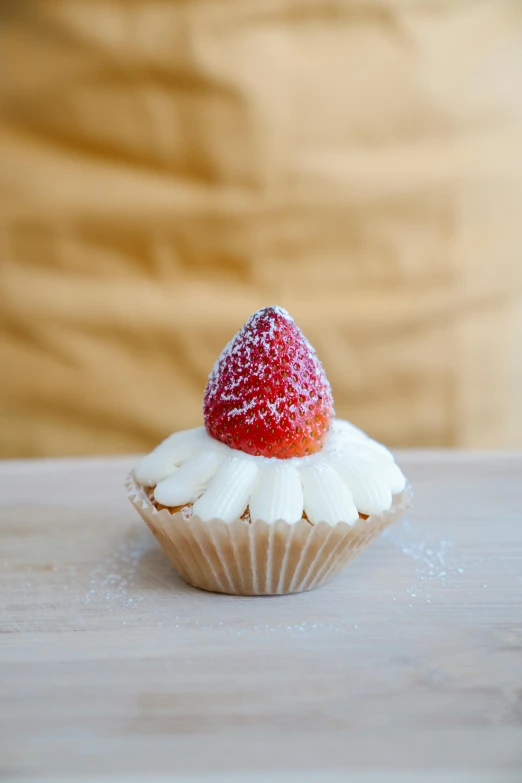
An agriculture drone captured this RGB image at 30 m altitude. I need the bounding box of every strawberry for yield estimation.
[203,306,334,458]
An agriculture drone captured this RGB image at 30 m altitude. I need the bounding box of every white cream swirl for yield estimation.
[133,419,407,526]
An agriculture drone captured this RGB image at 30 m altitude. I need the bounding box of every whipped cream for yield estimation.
[133,420,407,526]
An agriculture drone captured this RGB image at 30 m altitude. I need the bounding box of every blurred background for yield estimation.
[1,0,522,459]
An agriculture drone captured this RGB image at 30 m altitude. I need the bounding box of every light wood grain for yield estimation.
[0,453,521,782]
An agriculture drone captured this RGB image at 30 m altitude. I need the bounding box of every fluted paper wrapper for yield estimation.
[126,475,413,596]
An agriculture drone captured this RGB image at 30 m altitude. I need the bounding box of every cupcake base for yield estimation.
[126,475,413,596]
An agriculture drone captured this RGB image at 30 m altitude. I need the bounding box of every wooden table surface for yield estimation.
[1,452,521,783]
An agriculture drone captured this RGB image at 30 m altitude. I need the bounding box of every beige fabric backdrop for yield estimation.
[1,0,522,457]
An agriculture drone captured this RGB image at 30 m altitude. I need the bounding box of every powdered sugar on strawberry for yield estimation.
[203,306,334,459]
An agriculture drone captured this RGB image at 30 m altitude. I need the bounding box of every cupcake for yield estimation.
[127,306,412,595]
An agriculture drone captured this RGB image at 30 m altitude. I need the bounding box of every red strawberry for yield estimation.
[203,306,334,459]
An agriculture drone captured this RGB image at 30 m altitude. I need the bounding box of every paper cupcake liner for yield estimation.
[126,475,413,596]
